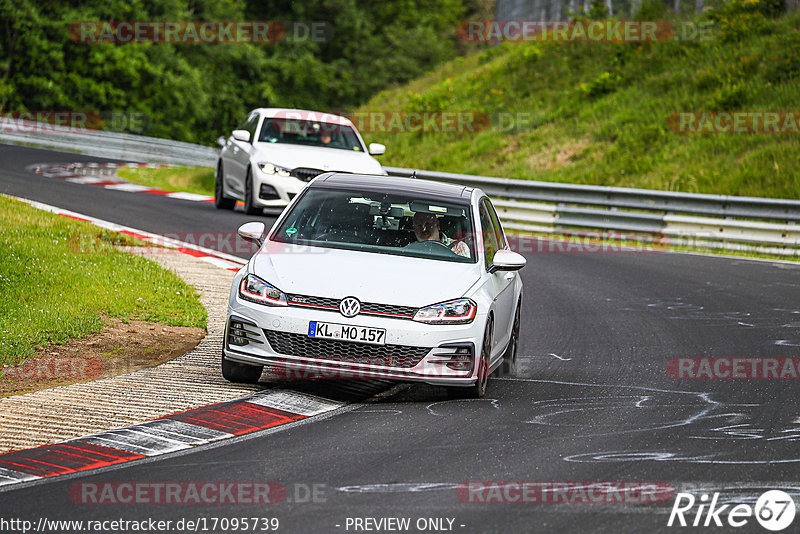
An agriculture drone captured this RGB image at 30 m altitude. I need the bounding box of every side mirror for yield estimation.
[217,136,227,148]
[232,129,251,143]
[368,143,386,156]
[489,249,526,273]
[238,222,265,246]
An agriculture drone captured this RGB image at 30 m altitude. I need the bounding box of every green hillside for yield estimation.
[360,1,800,198]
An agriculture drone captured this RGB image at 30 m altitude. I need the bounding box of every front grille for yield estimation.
[264,330,430,368]
[286,294,417,319]
[362,302,418,318]
[291,168,324,182]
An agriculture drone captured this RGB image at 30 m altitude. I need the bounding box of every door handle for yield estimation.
[504,272,515,280]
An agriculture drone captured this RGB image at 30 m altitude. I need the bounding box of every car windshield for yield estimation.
[272,189,476,263]
[258,118,364,152]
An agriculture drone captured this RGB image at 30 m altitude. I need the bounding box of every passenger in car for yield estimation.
[412,212,471,258]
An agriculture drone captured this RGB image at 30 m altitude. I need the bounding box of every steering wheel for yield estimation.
[404,239,458,255]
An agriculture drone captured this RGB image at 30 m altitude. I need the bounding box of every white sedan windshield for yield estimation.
[258,118,364,152]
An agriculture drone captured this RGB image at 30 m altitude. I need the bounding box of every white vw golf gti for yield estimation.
[223,173,525,397]
[216,108,386,214]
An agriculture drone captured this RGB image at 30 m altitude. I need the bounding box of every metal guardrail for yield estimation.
[2,123,797,255]
[384,167,800,222]
[384,167,800,255]
[0,119,218,167]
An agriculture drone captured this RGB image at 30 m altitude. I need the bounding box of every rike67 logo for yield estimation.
[668,490,796,531]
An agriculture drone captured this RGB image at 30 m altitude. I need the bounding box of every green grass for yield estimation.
[0,196,207,367]
[117,166,215,196]
[360,5,800,198]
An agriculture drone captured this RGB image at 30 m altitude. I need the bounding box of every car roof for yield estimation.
[252,108,354,127]
[311,173,473,203]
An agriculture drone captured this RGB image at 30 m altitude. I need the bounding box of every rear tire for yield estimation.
[243,167,261,216]
[222,353,263,383]
[214,162,235,210]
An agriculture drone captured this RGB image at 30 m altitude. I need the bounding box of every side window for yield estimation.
[485,199,507,250]
[236,113,258,142]
[247,114,260,140]
[236,114,251,130]
[479,201,499,270]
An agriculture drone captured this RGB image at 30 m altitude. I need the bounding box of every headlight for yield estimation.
[257,162,291,177]
[239,274,288,306]
[413,298,477,324]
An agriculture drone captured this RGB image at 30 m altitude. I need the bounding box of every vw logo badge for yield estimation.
[339,297,361,318]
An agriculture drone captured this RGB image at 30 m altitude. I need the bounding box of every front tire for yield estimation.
[243,167,261,216]
[497,304,520,377]
[214,162,236,210]
[449,317,491,399]
[222,353,263,383]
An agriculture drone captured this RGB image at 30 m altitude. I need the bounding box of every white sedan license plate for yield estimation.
[308,321,386,345]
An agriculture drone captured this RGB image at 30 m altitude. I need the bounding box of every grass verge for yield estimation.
[0,195,207,367]
[360,5,800,198]
[117,166,215,196]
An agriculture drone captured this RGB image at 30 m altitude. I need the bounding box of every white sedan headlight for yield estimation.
[413,298,477,324]
[257,162,291,177]
[239,274,288,306]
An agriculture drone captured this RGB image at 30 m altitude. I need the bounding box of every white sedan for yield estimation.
[215,108,386,214]
[222,173,525,397]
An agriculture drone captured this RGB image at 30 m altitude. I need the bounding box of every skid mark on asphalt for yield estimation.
[497,377,800,464]
[338,482,459,494]
[495,378,719,437]
[425,399,501,416]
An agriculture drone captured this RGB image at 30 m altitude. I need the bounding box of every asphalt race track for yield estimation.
[2,143,800,533]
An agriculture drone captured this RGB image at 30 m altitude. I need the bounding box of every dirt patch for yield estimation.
[0,317,205,397]
[528,139,592,170]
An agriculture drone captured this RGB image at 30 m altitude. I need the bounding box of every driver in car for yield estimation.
[412,212,470,258]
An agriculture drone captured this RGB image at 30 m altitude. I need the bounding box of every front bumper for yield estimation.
[224,294,485,386]
[252,172,305,207]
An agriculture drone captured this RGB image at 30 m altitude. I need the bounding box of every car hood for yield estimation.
[252,143,385,174]
[250,245,478,307]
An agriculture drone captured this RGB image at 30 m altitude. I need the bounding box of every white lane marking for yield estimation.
[737,321,755,327]
[166,192,214,202]
[197,255,244,270]
[0,468,40,486]
[65,176,106,184]
[549,353,572,361]
[76,435,171,456]
[136,419,233,443]
[104,183,152,192]
[245,390,343,417]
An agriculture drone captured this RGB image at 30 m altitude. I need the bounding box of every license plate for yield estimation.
[308,321,386,345]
